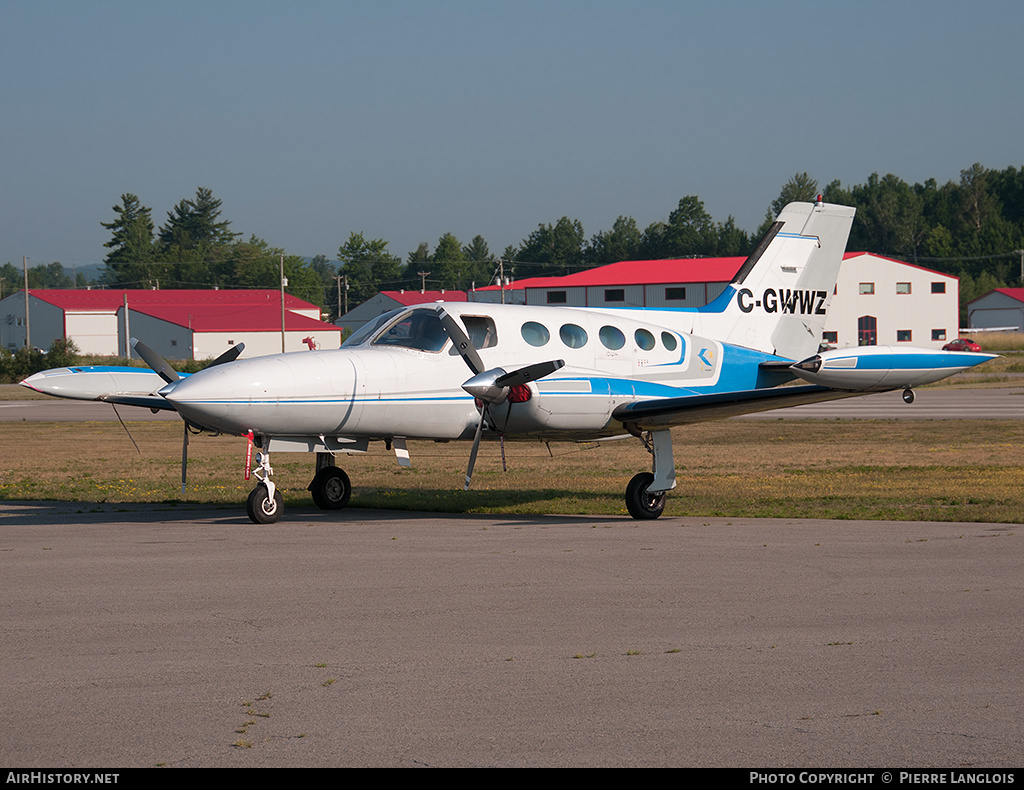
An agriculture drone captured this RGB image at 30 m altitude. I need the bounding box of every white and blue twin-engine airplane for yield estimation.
[23,200,996,523]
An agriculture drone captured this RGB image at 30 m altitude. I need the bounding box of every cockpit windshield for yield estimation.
[341,309,402,348]
[371,308,449,352]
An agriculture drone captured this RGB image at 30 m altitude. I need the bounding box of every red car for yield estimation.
[942,338,982,352]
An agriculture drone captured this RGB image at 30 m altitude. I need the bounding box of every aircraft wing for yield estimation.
[611,385,861,429]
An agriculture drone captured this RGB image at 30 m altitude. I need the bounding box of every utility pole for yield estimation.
[23,257,30,350]
[417,271,430,293]
[333,273,349,319]
[280,254,287,353]
[123,293,131,358]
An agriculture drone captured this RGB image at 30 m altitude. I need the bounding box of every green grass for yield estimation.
[1,418,1021,522]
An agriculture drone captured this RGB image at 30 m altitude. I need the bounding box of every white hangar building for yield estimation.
[469,253,960,349]
[0,289,342,360]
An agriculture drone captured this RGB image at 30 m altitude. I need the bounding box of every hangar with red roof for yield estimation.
[0,289,342,360]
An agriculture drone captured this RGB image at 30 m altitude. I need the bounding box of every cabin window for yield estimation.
[462,315,498,349]
[604,289,624,303]
[896,282,911,294]
[546,291,567,304]
[931,282,946,294]
[372,309,448,352]
[665,287,686,301]
[634,328,655,351]
[897,329,912,342]
[661,332,678,352]
[932,329,947,341]
[859,283,875,295]
[559,324,588,349]
[521,321,550,347]
[599,325,625,350]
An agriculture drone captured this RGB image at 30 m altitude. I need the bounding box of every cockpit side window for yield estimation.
[371,308,449,352]
[462,315,498,349]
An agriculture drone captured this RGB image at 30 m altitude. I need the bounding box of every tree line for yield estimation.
[3,164,1022,321]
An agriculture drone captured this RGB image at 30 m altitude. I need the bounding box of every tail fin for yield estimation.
[695,200,855,360]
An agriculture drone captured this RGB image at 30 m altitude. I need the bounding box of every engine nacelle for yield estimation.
[789,346,997,391]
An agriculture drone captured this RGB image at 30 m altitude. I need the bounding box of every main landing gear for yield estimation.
[308,454,352,510]
[625,427,676,520]
[246,448,352,524]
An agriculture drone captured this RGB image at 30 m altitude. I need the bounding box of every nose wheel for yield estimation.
[246,447,283,524]
[247,483,283,524]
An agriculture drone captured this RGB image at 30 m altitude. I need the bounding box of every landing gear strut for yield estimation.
[625,427,676,520]
[246,445,282,524]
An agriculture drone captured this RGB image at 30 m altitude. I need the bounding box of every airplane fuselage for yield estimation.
[162,301,783,442]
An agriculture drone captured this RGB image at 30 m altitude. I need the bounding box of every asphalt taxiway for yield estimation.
[1,502,1021,767]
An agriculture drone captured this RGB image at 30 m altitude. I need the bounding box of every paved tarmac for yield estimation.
[1,502,1021,768]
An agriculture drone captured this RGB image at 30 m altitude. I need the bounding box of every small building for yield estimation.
[0,289,341,359]
[966,288,1024,331]
[336,289,467,335]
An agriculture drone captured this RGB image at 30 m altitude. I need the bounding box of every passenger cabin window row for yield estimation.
[523,320,680,353]
[344,308,682,357]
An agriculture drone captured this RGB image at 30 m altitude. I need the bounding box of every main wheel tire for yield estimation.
[246,484,283,524]
[625,472,666,520]
[309,467,352,510]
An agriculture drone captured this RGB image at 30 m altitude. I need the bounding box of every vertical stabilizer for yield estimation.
[694,200,855,360]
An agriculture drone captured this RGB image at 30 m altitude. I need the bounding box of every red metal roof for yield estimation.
[21,289,338,334]
[136,303,338,333]
[381,290,469,306]
[24,289,318,312]
[473,253,954,291]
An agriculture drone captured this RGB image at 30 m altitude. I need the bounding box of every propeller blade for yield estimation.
[494,359,565,388]
[435,307,485,376]
[209,342,245,367]
[464,410,486,490]
[131,338,180,384]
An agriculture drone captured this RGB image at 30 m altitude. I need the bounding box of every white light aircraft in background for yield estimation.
[22,200,997,523]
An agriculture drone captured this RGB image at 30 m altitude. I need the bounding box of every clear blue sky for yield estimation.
[2,0,1021,269]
